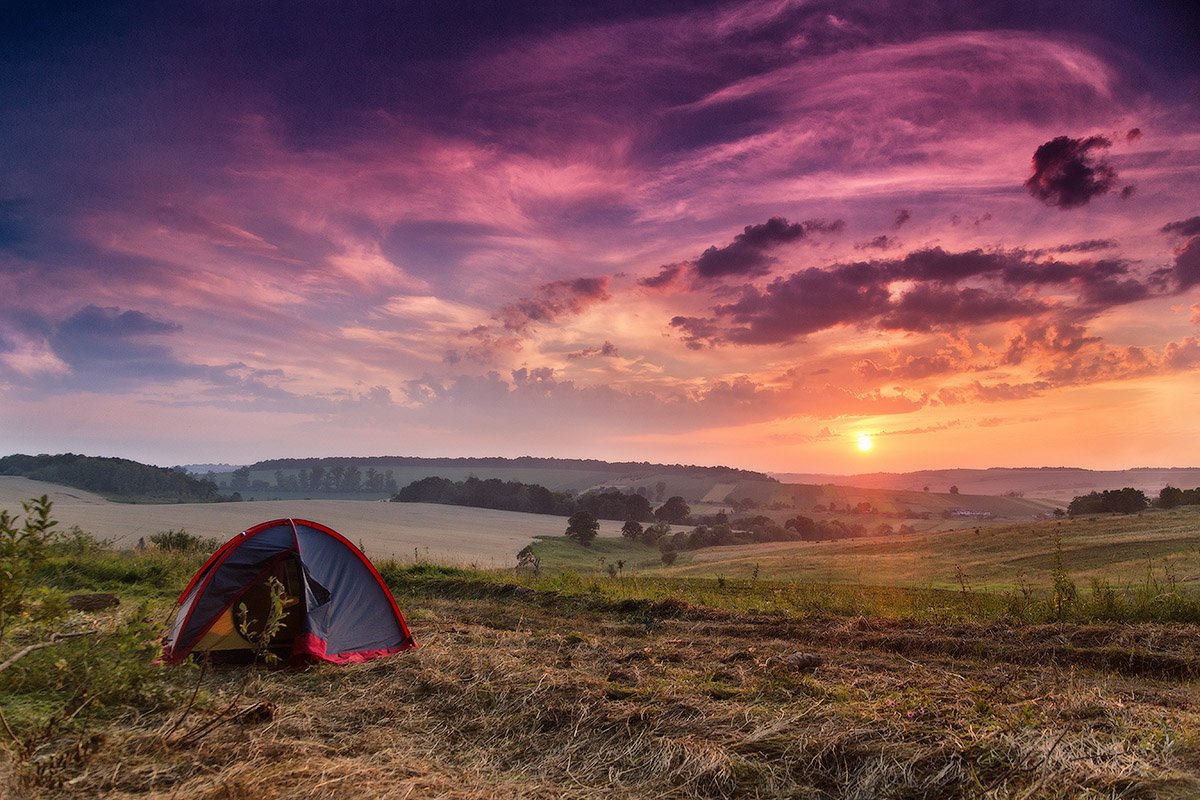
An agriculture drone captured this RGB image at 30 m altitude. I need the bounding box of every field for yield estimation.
[2,482,1199,798]
[524,507,1200,598]
[4,576,1200,798]
[0,476,627,567]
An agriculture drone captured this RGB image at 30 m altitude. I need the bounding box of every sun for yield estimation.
[857,433,873,452]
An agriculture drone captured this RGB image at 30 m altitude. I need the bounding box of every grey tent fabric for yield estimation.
[162,518,414,664]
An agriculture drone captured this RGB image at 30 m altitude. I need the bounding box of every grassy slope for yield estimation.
[529,507,1200,593]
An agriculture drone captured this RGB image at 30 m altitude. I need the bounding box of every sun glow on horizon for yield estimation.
[857,433,873,452]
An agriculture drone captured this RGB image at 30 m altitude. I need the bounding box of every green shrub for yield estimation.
[148,529,220,553]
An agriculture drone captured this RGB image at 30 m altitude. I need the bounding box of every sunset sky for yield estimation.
[1,1,1198,473]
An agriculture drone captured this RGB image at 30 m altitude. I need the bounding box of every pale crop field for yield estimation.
[0,476,620,566]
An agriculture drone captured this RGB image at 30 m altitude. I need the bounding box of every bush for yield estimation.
[149,529,220,553]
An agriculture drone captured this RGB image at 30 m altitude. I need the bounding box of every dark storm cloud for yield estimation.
[1162,216,1200,237]
[692,216,810,280]
[1024,135,1117,209]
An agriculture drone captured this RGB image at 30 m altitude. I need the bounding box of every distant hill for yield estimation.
[249,455,772,481]
[203,455,777,503]
[770,467,1200,502]
[177,462,240,474]
[0,453,224,503]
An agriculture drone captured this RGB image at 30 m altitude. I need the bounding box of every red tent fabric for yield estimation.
[162,518,415,665]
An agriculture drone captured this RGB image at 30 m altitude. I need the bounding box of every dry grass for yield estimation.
[8,595,1199,799]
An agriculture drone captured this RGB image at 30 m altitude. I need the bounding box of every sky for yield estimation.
[0,1,1198,473]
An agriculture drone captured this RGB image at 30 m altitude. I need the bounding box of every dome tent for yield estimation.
[162,518,414,665]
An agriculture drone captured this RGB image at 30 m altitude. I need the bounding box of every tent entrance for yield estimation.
[193,556,305,662]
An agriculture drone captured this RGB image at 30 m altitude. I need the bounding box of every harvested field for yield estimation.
[0,476,624,566]
[11,593,1200,799]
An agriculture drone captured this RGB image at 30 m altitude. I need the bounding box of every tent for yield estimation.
[161,518,415,665]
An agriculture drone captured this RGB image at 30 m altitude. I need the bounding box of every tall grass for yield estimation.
[378,555,1200,625]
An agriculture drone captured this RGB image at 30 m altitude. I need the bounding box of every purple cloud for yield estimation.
[566,341,619,359]
[1162,216,1200,237]
[1025,135,1117,209]
[498,277,611,333]
[1052,239,1117,253]
[692,216,810,280]
[879,285,1046,332]
[1174,237,1200,290]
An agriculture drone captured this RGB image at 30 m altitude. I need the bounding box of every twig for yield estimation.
[0,631,95,673]
[162,658,209,739]
[0,706,20,745]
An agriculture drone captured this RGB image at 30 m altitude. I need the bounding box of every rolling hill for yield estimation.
[771,467,1200,502]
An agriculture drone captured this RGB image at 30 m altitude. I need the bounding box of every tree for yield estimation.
[621,520,644,540]
[654,495,691,524]
[1067,488,1150,516]
[645,520,672,543]
[565,511,599,547]
[230,466,252,491]
[949,485,959,495]
[1159,485,1184,509]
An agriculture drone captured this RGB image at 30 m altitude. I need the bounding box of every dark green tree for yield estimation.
[565,511,600,547]
[1159,485,1184,509]
[621,520,644,540]
[654,495,691,524]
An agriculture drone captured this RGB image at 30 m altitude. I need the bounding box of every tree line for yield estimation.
[227,465,399,494]
[611,513,908,559]
[392,476,660,521]
[0,453,227,503]
[1065,486,1200,516]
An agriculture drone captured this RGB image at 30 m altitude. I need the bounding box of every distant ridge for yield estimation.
[245,455,775,482]
[771,467,1200,502]
[0,453,224,503]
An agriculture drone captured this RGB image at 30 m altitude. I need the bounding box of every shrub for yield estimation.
[149,529,220,553]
